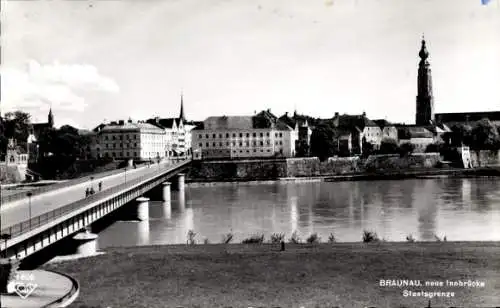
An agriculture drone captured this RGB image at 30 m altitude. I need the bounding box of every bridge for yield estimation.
[0,158,192,260]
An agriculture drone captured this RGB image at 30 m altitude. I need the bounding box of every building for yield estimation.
[396,126,434,152]
[373,119,398,141]
[4,139,28,166]
[331,112,382,151]
[279,111,313,156]
[146,94,194,157]
[92,119,166,161]
[31,108,55,139]
[415,38,435,126]
[191,110,297,160]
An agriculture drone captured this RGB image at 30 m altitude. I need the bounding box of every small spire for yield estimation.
[419,35,429,60]
[179,92,185,122]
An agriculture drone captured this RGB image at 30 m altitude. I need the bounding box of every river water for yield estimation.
[97,178,500,247]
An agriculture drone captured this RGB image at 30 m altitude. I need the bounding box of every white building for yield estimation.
[92,119,166,161]
[191,110,297,160]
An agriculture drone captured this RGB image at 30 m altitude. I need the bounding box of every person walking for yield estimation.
[98,182,102,192]
[85,187,90,197]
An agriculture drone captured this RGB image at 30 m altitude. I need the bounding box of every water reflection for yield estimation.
[136,220,150,246]
[97,178,500,246]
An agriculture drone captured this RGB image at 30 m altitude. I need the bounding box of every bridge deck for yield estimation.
[0,160,190,240]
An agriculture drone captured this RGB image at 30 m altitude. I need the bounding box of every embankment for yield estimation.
[187,154,448,182]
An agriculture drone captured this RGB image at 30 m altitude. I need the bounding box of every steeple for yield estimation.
[415,36,435,125]
[179,93,185,122]
[48,107,54,128]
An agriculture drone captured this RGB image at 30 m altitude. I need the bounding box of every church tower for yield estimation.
[48,107,54,128]
[179,93,186,122]
[415,37,435,125]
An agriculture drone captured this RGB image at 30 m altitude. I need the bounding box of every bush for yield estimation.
[362,230,380,243]
[406,234,415,243]
[242,234,265,244]
[186,230,197,245]
[203,238,209,244]
[288,231,302,244]
[222,232,234,244]
[306,233,321,244]
[270,233,285,244]
[399,142,415,157]
[327,233,336,243]
[379,138,400,154]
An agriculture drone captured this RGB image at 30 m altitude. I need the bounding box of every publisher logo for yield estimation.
[14,281,38,299]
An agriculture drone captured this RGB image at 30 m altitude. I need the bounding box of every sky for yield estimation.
[1,0,500,129]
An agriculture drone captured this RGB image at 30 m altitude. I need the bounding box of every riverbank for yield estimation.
[187,167,500,186]
[43,242,500,308]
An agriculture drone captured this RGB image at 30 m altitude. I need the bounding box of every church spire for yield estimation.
[415,36,435,125]
[48,107,54,128]
[179,92,185,122]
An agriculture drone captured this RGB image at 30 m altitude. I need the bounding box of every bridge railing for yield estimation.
[0,159,190,240]
[0,158,188,205]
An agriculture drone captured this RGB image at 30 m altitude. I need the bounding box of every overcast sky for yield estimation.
[2,0,500,129]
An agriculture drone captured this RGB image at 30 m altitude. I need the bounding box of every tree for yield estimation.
[378,138,399,154]
[361,137,375,157]
[470,118,500,150]
[310,123,337,161]
[448,123,473,147]
[295,139,310,157]
[425,143,442,153]
[399,142,415,157]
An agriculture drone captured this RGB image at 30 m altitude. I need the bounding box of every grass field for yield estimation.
[43,242,500,308]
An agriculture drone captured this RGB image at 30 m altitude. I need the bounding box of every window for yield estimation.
[232,133,236,137]
[226,142,230,146]
[112,136,116,140]
[266,132,270,137]
[113,144,116,148]
[105,136,109,140]
[126,152,129,156]
[246,141,249,146]
[213,134,216,138]
[199,134,202,139]
[226,133,229,138]
[206,142,209,147]
[219,142,223,146]
[206,134,209,138]
[279,141,282,145]
[232,142,236,146]
[253,141,256,146]
[246,133,250,137]
[267,140,270,145]
[254,149,256,152]
[260,141,264,146]
[279,133,283,137]
[260,133,263,137]
[219,134,223,138]
[239,133,243,138]
[213,142,216,147]
[275,133,278,137]
[239,142,242,146]
[199,143,202,147]
[253,133,256,137]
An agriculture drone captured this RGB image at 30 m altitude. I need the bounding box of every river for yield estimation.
[96,178,500,247]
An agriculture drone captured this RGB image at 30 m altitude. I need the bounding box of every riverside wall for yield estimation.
[187,154,443,181]
[470,150,500,168]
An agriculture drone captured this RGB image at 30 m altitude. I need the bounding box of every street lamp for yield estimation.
[26,192,33,230]
[1,234,11,258]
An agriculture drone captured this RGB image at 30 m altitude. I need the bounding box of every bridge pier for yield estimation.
[73,230,98,256]
[177,173,185,192]
[136,197,150,221]
[162,182,171,202]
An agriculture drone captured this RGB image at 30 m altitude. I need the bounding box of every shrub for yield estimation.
[203,238,209,244]
[399,142,415,157]
[242,234,265,244]
[288,231,302,244]
[306,233,321,244]
[327,233,336,243]
[379,138,400,154]
[362,230,380,243]
[187,229,196,245]
[406,234,416,243]
[270,233,285,244]
[222,232,234,244]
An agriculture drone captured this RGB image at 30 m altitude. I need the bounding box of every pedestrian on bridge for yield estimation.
[98,182,102,192]
[90,187,95,195]
[85,187,90,197]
